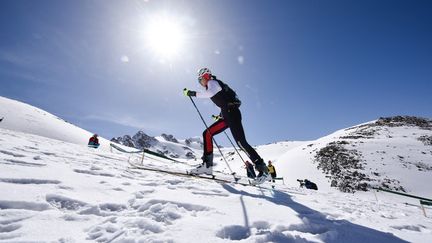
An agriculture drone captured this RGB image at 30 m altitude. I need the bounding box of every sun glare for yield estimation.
[144,14,186,59]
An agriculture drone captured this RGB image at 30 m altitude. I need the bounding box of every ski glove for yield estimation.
[183,88,196,97]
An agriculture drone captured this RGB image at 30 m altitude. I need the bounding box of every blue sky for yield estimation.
[1,0,431,145]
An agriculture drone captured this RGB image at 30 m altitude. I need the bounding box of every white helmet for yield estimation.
[197,67,212,80]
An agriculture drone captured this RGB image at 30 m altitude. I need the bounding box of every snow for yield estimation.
[0,96,111,150]
[1,96,432,242]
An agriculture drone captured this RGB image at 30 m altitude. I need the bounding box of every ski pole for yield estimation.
[188,97,238,180]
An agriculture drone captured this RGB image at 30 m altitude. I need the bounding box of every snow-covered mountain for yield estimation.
[0,96,112,150]
[1,96,431,242]
[268,116,432,198]
[111,131,202,159]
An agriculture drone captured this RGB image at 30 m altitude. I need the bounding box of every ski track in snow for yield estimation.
[0,128,431,242]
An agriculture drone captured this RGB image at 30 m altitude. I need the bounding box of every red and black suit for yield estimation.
[196,77,263,169]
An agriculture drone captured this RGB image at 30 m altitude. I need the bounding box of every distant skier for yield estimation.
[297,179,318,190]
[184,68,270,184]
[0,117,3,123]
[88,134,100,148]
[267,160,277,182]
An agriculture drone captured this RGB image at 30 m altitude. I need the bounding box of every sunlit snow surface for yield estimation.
[0,129,431,242]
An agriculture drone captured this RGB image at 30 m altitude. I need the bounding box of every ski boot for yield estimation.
[189,154,213,176]
[253,158,271,184]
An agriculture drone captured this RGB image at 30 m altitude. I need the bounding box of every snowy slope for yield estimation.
[267,117,432,197]
[0,96,114,150]
[1,127,431,242]
[1,97,431,242]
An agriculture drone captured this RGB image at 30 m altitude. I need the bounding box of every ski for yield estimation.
[128,161,250,186]
[128,160,296,192]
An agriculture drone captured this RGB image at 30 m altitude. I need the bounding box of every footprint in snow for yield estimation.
[0,150,26,158]
[133,189,155,199]
[391,224,429,233]
[191,188,230,197]
[0,200,50,211]
[216,225,251,240]
[0,178,61,185]
[0,213,32,241]
[41,152,56,156]
[87,199,209,241]
[112,187,124,191]
[139,182,161,187]
[46,194,89,211]
[46,194,127,217]
[24,146,39,150]
[133,199,210,224]
[73,169,115,177]
[1,159,46,167]
[216,221,304,242]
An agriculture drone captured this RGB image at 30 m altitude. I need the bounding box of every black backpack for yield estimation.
[213,78,241,107]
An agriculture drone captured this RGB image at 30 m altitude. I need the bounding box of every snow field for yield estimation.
[1,128,431,242]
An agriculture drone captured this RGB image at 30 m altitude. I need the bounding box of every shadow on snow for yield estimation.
[221,184,407,243]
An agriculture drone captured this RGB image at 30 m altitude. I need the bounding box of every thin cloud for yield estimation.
[0,50,43,69]
[0,66,53,85]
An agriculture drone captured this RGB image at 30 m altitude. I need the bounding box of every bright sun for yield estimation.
[144,14,186,59]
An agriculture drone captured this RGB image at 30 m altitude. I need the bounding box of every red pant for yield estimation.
[203,119,228,155]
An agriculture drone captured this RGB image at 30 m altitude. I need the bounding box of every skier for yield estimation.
[88,134,100,148]
[267,160,277,183]
[183,68,270,184]
[297,179,318,190]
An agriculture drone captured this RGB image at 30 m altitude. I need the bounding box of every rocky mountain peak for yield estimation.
[161,133,179,143]
[376,116,432,129]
